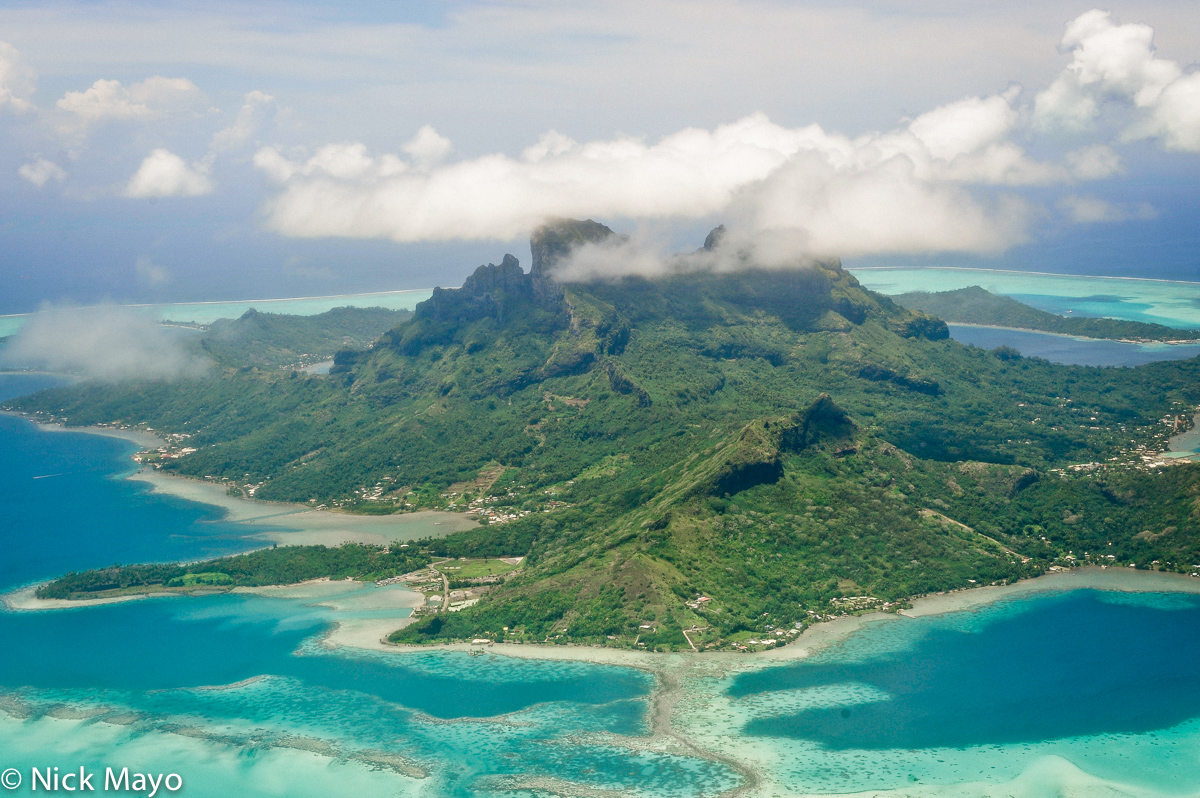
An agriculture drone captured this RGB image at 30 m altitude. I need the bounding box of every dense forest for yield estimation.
[17,219,1200,650]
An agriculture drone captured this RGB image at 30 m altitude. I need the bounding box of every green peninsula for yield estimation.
[36,544,431,600]
[16,220,1200,651]
[892,285,1200,342]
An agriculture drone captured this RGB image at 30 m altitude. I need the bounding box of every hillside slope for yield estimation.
[199,306,411,369]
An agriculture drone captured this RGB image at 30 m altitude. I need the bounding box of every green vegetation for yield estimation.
[36,544,432,599]
[892,286,1199,342]
[437,558,521,580]
[168,572,234,587]
[196,306,412,369]
[15,220,1200,650]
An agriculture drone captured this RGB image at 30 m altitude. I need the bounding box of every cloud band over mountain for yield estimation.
[245,9,1199,261]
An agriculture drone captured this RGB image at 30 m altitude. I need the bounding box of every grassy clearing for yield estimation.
[437,558,522,579]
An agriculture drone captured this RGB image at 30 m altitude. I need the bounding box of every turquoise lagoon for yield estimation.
[716,587,1200,795]
[850,266,1200,367]
[6,374,1200,795]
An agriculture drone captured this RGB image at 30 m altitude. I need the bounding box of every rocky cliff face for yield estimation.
[391,217,946,368]
[415,253,564,326]
[529,217,620,277]
[410,218,620,328]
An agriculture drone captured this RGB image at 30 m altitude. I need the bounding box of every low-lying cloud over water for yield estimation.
[0,305,210,380]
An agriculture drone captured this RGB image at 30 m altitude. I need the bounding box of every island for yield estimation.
[13,219,1200,652]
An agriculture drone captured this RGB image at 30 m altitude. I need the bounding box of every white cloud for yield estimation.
[402,125,453,167]
[125,149,214,198]
[0,0,1132,153]
[0,305,210,381]
[255,141,409,183]
[56,75,202,125]
[1035,10,1200,152]
[0,40,35,113]
[522,130,576,162]
[1065,145,1123,180]
[18,158,66,187]
[907,91,1019,161]
[1033,74,1097,134]
[1140,72,1200,152]
[735,153,1032,260]
[1058,195,1156,224]
[552,234,673,282]
[254,92,1057,258]
[252,146,299,183]
[1059,11,1180,107]
[208,89,275,155]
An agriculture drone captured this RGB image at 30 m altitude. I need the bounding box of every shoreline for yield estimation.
[2,585,153,611]
[323,565,1200,669]
[945,321,1200,347]
[19,415,167,451]
[897,566,1200,617]
[5,412,480,547]
[3,576,416,613]
[1167,412,1200,458]
[326,565,1200,798]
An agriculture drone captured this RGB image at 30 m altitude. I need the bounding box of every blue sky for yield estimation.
[2,0,1199,313]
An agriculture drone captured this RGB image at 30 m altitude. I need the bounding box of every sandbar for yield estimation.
[898,565,1200,618]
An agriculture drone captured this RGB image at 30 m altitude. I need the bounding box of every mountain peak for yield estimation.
[702,224,727,251]
[530,218,620,277]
